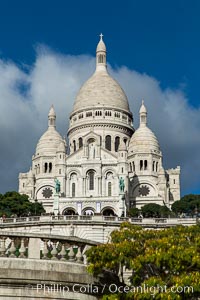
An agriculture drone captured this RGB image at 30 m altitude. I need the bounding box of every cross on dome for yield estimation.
[100,33,103,40]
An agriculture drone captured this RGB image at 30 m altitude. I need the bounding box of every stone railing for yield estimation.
[0,232,97,263]
[0,232,102,299]
[0,215,198,226]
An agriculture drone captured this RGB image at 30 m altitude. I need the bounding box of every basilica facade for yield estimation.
[19,36,180,216]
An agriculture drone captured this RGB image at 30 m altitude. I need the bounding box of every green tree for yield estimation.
[0,191,45,217]
[128,207,140,218]
[181,194,200,203]
[171,200,190,215]
[87,223,200,299]
[141,203,162,217]
[171,194,200,216]
[159,205,172,217]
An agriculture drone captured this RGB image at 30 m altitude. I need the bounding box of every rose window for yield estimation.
[139,185,150,196]
[42,188,53,198]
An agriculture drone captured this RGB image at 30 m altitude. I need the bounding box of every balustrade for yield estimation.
[0,235,87,264]
[0,215,198,226]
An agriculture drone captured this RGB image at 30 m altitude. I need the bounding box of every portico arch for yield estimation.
[101,207,116,216]
[62,208,76,215]
[82,207,95,215]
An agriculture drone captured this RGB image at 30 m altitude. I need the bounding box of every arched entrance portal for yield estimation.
[83,208,94,216]
[102,208,115,216]
[62,208,76,215]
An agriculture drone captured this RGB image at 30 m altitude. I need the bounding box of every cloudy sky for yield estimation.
[0,0,200,196]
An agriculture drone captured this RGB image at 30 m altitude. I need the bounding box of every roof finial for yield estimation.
[139,100,147,127]
[96,33,107,72]
[48,105,56,128]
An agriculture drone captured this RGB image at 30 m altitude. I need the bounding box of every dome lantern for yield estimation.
[35,106,63,156]
[48,105,56,128]
[139,100,147,127]
[96,33,107,72]
[128,102,161,156]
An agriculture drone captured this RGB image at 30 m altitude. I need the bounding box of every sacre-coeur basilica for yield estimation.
[18,35,180,216]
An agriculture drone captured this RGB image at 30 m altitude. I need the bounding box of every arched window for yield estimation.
[108,182,112,196]
[140,160,143,171]
[79,137,83,148]
[49,162,52,173]
[88,170,95,190]
[130,163,132,172]
[105,135,111,151]
[44,162,48,173]
[63,208,76,215]
[156,162,158,172]
[102,208,115,216]
[115,136,120,152]
[152,161,155,171]
[73,140,76,152]
[133,162,135,172]
[98,54,104,63]
[72,183,75,197]
[106,111,111,116]
[144,160,147,170]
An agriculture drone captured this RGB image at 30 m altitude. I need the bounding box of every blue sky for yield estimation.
[0,0,200,195]
[1,0,200,101]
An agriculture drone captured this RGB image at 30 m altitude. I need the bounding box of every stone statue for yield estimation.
[54,178,61,194]
[119,177,125,193]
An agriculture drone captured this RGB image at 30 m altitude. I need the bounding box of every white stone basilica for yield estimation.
[19,36,180,216]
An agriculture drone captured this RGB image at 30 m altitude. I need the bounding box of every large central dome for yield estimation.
[73,71,130,112]
[72,35,130,113]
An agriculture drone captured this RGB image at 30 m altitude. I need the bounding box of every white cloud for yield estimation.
[0,46,199,195]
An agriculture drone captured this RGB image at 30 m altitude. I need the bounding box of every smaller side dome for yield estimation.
[35,106,63,155]
[128,126,160,155]
[128,101,160,155]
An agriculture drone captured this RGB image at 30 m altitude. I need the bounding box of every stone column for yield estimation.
[82,177,86,196]
[53,194,59,215]
[118,192,126,217]
[102,176,106,196]
[66,176,70,197]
